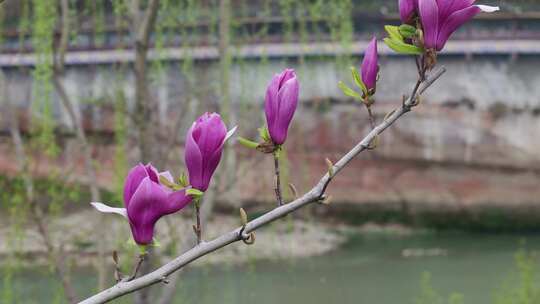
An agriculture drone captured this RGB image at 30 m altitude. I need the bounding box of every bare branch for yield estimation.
[78,67,446,304]
[132,0,161,162]
[136,0,160,45]
[56,0,69,73]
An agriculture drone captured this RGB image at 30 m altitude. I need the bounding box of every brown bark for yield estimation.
[133,0,161,163]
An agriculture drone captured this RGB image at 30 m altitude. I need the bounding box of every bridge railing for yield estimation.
[2,11,540,55]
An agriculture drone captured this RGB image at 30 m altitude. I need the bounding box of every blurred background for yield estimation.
[1,0,540,303]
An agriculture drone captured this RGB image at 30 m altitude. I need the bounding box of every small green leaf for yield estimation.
[151,238,161,248]
[159,175,177,188]
[258,126,271,142]
[398,24,417,39]
[186,188,204,198]
[384,25,403,41]
[338,81,363,100]
[237,137,259,149]
[350,67,367,96]
[178,172,189,188]
[384,38,424,55]
[138,244,148,255]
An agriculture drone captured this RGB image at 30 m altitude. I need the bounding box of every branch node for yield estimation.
[127,253,147,281]
[238,208,255,245]
[367,135,380,150]
[288,183,298,199]
[384,109,397,121]
[112,251,123,282]
[238,225,256,245]
[325,158,334,178]
[319,195,333,206]
[241,232,256,245]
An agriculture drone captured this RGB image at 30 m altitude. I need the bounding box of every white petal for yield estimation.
[159,171,174,183]
[90,202,127,219]
[225,126,238,142]
[476,5,499,13]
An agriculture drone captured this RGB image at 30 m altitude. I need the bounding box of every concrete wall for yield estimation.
[1,51,540,227]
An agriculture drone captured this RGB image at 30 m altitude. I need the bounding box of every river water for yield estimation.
[7,232,540,303]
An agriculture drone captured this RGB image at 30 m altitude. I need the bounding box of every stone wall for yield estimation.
[1,52,539,228]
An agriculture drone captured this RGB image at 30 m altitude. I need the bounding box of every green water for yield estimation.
[5,232,540,303]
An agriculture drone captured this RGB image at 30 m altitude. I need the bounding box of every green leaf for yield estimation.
[383,38,424,55]
[151,238,161,248]
[178,172,189,188]
[237,137,259,149]
[186,188,204,198]
[258,126,271,142]
[384,25,403,41]
[399,24,417,39]
[350,66,367,96]
[159,175,176,188]
[338,81,363,100]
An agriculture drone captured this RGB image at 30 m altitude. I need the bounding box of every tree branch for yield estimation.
[56,0,69,73]
[136,0,160,45]
[79,67,446,304]
[132,0,161,162]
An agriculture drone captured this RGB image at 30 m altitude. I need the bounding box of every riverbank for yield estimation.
[0,209,347,267]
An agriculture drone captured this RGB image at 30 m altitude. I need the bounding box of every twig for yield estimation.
[366,106,376,130]
[193,200,202,244]
[78,67,446,304]
[273,150,284,206]
[128,254,147,281]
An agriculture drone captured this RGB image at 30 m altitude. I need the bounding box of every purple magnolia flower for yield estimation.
[361,37,379,93]
[185,112,236,192]
[264,68,299,145]
[399,0,418,24]
[419,0,499,51]
[91,164,192,245]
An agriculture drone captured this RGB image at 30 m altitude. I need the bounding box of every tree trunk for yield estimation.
[218,0,238,202]
[132,0,160,164]
[130,1,161,303]
[54,0,107,290]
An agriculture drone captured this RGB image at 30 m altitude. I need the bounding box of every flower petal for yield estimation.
[419,0,439,50]
[264,73,281,133]
[159,171,174,184]
[399,0,418,23]
[196,113,227,156]
[437,0,474,23]
[361,37,378,91]
[476,5,499,13]
[436,5,482,51]
[145,163,160,183]
[271,75,299,145]
[201,145,223,191]
[165,189,193,213]
[126,177,169,245]
[185,123,204,191]
[123,163,148,208]
[225,126,237,142]
[90,202,128,219]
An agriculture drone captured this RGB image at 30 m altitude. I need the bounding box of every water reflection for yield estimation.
[6,232,540,304]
